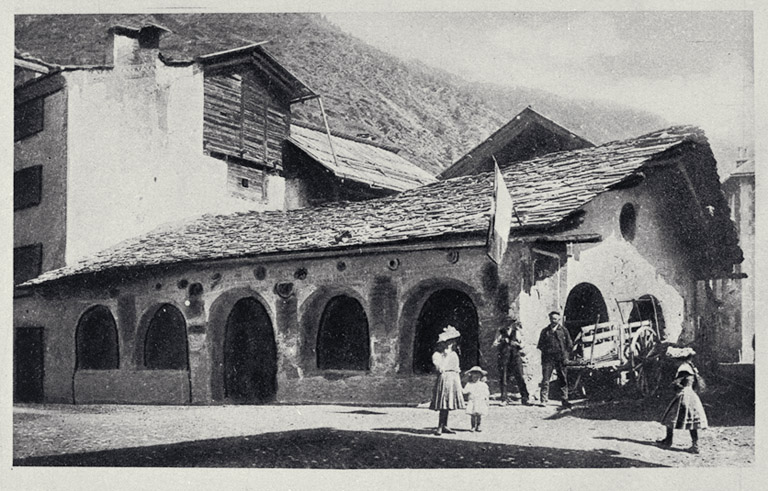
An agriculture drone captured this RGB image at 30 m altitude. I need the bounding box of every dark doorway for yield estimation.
[223,297,278,403]
[629,295,666,338]
[144,304,189,370]
[14,327,44,403]
[316,295,371,370]
[76,305,119,370]
[413,289,479,374]
[564,283,609,340]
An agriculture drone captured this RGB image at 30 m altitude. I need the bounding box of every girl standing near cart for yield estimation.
[657,347,708,454]
[430,325,465,435]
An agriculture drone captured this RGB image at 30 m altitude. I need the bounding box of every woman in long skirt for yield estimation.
[657,347,708,454]
[430,325,465,435]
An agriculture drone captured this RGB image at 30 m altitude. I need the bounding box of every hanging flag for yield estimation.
[487,158,514,264]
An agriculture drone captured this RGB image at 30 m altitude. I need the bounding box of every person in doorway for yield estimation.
[536,311,573,409]
[493,316,530,405]
[430,325,465,435]
[463,366,490,431]
[657,347,708,454]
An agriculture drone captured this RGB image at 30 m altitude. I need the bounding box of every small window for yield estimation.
[14,166,43,210]
[15,98,44,141]
[241,178,249,188]
[620,203,637,241]
[14,243,43,285]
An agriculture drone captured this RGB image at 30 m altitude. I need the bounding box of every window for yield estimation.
[14,166,42,210]
[620,203,637,241]
[14,243,42,285]
[15,97,44,141]
[241,178,249,188]
[76,306,119,370]
[144,304,189,370]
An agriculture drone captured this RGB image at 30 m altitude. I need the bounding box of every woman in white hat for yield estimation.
[429,325,465,435]
[657,347,708,454]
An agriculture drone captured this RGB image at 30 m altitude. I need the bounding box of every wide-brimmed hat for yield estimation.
[437,325,461,343]
[465,366,488,376]
[666,346,696,359]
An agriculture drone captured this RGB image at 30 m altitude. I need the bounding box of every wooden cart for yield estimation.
[569,299,664,398]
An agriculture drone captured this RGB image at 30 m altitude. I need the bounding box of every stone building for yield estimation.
[14,126,741,405]
[13,24,433,285]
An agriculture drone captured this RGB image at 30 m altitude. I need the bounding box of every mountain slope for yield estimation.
[15,13,667,175]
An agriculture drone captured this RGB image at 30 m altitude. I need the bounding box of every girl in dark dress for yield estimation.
[657,347,708,454]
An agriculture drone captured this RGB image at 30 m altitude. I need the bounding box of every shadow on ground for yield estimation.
[543,390,754,427]
[13,428,664,468]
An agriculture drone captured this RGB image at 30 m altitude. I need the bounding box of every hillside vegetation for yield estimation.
[16,13,667,175]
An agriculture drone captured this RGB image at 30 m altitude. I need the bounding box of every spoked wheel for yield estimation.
[627,326,662,397]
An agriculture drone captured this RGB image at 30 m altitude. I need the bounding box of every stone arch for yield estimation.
[298,285,368,371]
[629,294,666,339]
[316,295,371,371]
[563,282,610,340]
[135,301,188,369]
[398,278,483,375]
[143,303,189,370]
[75,305,119,370]
[208,287,276,402]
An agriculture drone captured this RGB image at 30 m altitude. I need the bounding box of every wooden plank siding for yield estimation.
[203,66,291,172]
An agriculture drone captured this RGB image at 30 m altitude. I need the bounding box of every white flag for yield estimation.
[487,160,513,264]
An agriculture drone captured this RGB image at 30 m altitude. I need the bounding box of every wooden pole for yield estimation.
[318,96,340,169]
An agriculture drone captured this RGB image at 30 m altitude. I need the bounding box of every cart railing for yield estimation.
[574,319,653,367]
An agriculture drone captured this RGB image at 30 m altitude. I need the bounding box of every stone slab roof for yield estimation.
[23,125,707,287]
[287,124,436,192]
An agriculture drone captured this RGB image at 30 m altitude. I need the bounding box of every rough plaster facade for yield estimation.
[63,57,285,264]
[17,167,711,405]
[14,88,69,273]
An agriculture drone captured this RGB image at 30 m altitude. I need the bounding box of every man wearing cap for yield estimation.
[537,311,573,409]
[493,316,530,405]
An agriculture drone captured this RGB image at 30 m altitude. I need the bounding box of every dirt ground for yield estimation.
[12,387,753,469]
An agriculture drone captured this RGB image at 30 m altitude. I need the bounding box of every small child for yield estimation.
[463,366,490,432]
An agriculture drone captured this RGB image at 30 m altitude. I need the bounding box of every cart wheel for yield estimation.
[628,326,662,397]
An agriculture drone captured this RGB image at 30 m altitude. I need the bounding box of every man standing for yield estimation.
[493,316,530,405]
[537,311,573,409]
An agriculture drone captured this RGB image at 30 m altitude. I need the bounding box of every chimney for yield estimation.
[108,24,171,66]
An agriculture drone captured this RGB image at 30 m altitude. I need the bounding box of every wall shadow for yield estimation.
[542,393,754,427]
[14,428,664,468]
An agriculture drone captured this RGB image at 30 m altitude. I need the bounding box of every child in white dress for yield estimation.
[463,366,490,432]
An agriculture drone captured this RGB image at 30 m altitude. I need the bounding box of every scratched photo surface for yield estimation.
[11,10,755,476]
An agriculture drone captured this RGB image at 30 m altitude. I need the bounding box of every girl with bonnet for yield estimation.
[463,366,490,432]
[657,346,708,454]
[430,325,465,435]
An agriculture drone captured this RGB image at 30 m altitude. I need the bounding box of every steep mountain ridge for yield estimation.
[16,13,667,175]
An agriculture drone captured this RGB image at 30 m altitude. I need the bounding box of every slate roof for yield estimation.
[23,125,708,287]
[438,107,594,179]
[287,124,436,192]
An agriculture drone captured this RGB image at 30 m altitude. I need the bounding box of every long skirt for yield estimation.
[660,387,708,430]
[429,372,465,411]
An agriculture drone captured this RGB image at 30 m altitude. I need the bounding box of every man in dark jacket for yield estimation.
[494,316,530,405]
[537,311,573,408]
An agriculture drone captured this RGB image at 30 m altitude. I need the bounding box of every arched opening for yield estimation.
[564,283,609,340]
[413,289,479,374]
[144,304,189,370]
[317,295,371,370]
[223,297,278,403]
[76,305,119,370]
[629,295,666,339]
